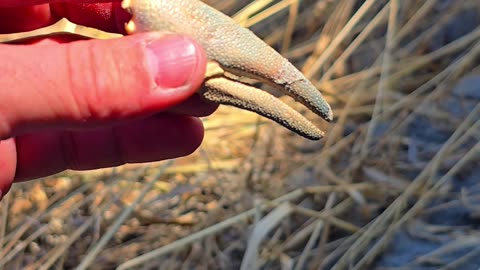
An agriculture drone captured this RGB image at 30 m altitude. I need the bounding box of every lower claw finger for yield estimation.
[203,77,324,140]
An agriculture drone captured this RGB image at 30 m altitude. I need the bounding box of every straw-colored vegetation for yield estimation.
[1,0,480,269]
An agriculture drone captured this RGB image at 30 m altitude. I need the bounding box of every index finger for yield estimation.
[0,0,117,7]
[0,1,130,34]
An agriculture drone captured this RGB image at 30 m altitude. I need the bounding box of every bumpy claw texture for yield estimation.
[124,0,333,140]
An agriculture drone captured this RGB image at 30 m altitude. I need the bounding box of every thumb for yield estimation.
[0,33,207,139]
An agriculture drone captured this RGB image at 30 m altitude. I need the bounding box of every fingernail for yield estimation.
[145,35,201,89]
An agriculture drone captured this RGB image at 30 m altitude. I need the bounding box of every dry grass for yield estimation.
[1,0,480,269]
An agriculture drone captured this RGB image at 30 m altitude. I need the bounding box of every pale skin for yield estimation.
[0,0,218,198]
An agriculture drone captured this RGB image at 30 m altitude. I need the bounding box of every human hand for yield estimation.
[0,1,218,198]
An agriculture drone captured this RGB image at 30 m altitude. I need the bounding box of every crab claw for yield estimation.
[123,0,333,140]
